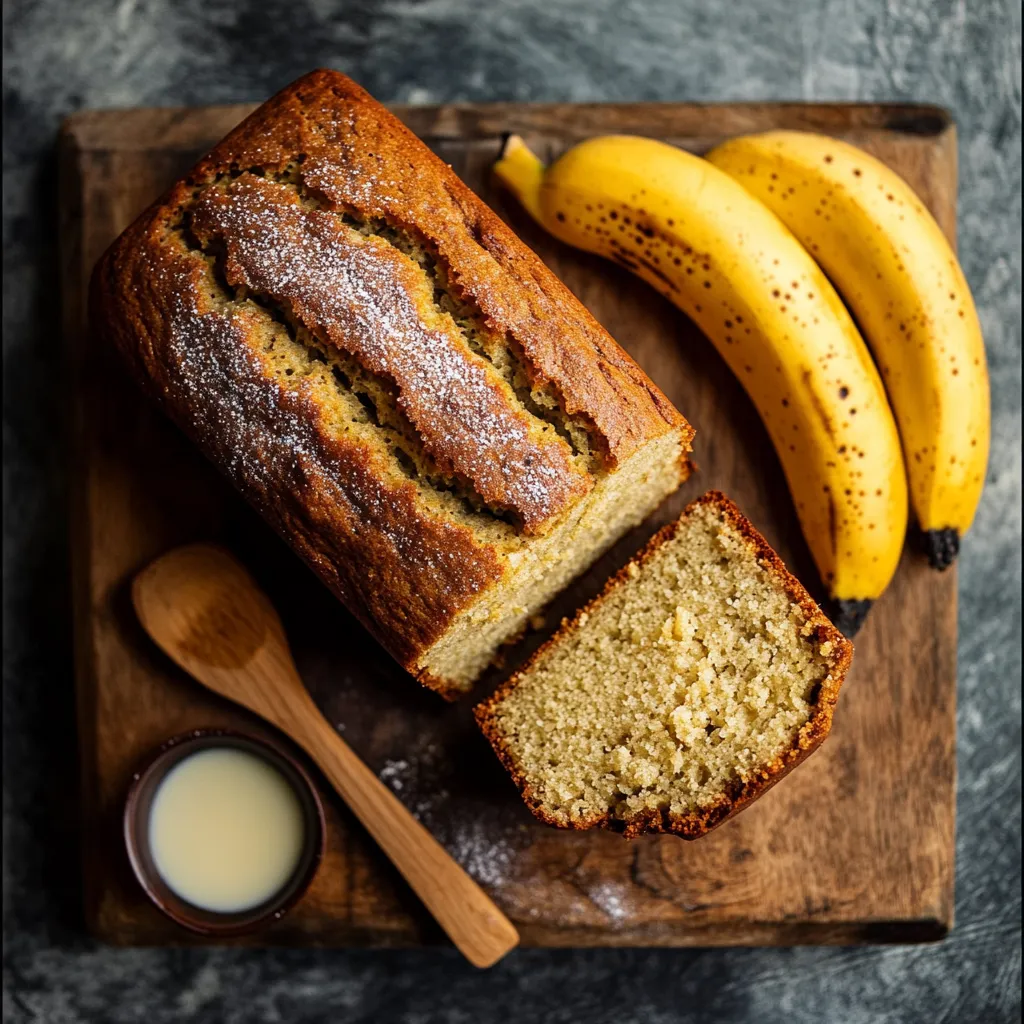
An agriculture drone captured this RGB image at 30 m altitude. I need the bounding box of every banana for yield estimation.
[706,131,989,569]
[494,134,908,633]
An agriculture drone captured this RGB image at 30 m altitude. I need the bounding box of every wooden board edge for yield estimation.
[945,573,959,932]
[88,916,951,949]
[60,100,956,152]
[58,127,104,936]
[939,121,960,244]
[935,123,960,924]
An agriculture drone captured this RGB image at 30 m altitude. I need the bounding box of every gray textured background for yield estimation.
[3,0,1021,1021]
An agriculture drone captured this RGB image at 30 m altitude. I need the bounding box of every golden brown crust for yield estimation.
[188,173,595,533]
[89,69,690,697]
[90,244,500,700]
[232,70,690,467]
[475,490,853,837]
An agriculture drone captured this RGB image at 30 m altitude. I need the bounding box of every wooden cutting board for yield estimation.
[60,99,958,947]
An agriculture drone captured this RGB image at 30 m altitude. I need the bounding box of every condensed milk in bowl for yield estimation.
[124,729,325,936]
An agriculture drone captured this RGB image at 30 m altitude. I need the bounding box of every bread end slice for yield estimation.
[475,491,852,838]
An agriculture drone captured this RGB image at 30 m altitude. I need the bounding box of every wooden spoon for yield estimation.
[132,543,520,968]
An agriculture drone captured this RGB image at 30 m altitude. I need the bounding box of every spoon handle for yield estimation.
[288,705,520,968]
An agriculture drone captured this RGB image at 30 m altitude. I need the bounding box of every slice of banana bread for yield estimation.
[475,492,852,838]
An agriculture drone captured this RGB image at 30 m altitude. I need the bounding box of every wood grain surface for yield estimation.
[60,100,958,947]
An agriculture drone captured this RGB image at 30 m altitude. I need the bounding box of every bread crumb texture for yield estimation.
[423,429,685,687]
[477,495,848,833]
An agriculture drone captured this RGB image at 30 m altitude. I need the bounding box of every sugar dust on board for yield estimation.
[148,747,306,914]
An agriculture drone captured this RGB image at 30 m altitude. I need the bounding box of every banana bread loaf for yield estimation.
[90,70,693,698]
[475,492,851,834]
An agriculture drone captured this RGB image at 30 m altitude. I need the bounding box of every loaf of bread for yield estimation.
[90,70,693,698]
[475,492,852,835]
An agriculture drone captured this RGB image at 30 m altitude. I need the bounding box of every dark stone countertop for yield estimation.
[3,1,1020,1021]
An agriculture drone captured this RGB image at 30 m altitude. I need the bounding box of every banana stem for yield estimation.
[493,134,547,225]
[834,599,873,638]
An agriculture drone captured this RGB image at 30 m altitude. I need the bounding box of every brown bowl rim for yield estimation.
[123,726,326,937]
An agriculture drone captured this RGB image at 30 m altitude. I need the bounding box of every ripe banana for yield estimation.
[494,134,908,633]
[706,131,989,569]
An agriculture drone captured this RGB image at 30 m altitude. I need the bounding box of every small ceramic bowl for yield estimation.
[123,728,325,937]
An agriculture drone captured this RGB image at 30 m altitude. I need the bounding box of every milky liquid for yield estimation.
[148,747,306,914]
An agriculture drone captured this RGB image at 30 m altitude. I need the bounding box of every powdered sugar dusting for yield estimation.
[191,175,588,530]
[155,255,496,596]
[377,743,641,921]
[586,880,631,924]
[377,745,515,890]
[378,758,409,791]
[446,819,514,888]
